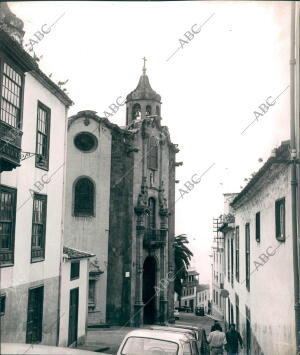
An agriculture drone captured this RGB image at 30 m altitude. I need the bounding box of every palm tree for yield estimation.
[173,234,193,297]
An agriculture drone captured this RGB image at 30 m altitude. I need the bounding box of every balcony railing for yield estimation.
[0,121,22,172]
[143,229,166,249]
[182,280,198,287]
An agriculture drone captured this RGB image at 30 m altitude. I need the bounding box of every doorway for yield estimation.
[26,286,44,343]
[142,256,156,324]
[68,288,79,346]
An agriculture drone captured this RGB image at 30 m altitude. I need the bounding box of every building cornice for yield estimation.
[0,29,73,107]
[231,140,290,209]
[68,110,133,136]
[0,29,37,72]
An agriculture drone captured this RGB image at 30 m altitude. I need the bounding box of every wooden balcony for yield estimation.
[182,280,199,287]
[0,121,22,172]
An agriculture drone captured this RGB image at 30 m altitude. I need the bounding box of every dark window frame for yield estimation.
[73,177,95,217]
[245,223,250,292]
[31,193,47,263]
[147,197,156,230]
[70,261,80,280]
[0,294,6,315]
[0,55,25,130]
[235,226,240,282]
[26,285,44,344]
[275,198,285,241]
[255,212,261,242]
[74,132,98,153]
[0,185,17,267]
[35,101,51,171]
[148,136,158,171]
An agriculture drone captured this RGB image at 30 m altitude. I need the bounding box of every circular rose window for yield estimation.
[74,132,98,152]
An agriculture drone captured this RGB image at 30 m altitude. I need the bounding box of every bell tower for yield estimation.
[126,58,162,126]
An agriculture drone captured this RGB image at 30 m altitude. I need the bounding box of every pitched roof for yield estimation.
[63,246,95,260]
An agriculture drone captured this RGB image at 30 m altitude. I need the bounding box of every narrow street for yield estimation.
[79,313,224,354]
[174,312,224,335]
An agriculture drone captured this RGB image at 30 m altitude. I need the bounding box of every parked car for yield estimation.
[177,306,186,312]
[149,325,209,354]
[183,306,192,313]
[195,306,205,316]
[116,328,201,355]
[1,343,109,355]
[174,308,180,320]
[150,325,197,339]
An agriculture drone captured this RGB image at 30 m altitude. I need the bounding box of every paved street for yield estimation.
[174,312,224,335]
[79,313,224,354]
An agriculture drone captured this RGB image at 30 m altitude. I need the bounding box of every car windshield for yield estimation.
[121,336,179,355]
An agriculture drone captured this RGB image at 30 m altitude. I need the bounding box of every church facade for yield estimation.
[65,64,178,326]
[106,66,178,326]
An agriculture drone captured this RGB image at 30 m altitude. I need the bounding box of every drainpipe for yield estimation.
[296,2,300,295]
[290,2,300,354]
[56,105,69,345]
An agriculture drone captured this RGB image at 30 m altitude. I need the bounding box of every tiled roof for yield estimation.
[231,140,290,207]
[63,246,95,260]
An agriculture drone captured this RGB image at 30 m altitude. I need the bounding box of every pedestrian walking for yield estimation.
[225,324,243,355]
[211,320,222,332]
[207,326,227,355]
[199,328,210,355]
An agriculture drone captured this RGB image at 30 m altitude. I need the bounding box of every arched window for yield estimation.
[148,136,158,170]
[132,103,141,120]
[156,106,160,116]
[147,197,156,230]
[146,105,151,116]
[74,177,95,216]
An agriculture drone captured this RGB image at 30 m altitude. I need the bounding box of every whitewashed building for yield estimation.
[0,3,73,346]
[59,246,93,347]
[181,270,199,312]
[220,141,296,355]
[210,233,225,320]
[63,110,118,325]
[196,284,210,314]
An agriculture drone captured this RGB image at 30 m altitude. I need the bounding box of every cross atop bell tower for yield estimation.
[142,57,147,75]
[126,59,162,126]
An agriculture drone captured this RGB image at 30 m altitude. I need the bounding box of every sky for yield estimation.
[10,0,291,283]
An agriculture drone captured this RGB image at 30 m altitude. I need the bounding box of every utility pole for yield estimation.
[290,3,300,354]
